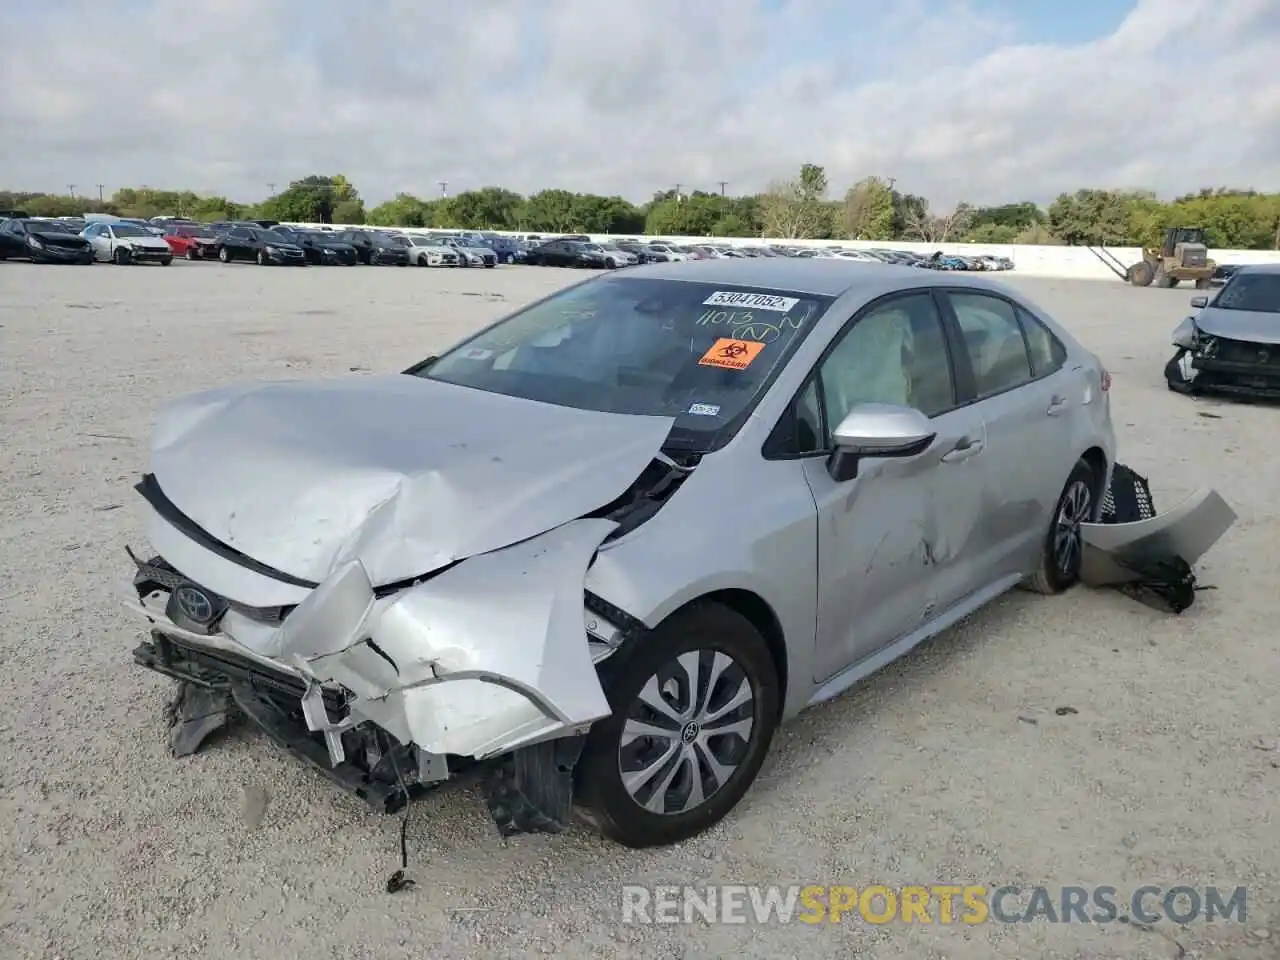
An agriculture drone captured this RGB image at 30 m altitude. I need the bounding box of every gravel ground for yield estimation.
[0,261,1276,960]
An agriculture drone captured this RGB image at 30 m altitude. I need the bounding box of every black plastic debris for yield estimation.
[166,681,234,757]
[1100,463,1157,524]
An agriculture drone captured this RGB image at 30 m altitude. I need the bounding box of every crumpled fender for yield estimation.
[272,517,619,760]
[1171,316,1198,349]
[1080,488,1236,586]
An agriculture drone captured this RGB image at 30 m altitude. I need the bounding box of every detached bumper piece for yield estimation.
[1079,463,1236,614]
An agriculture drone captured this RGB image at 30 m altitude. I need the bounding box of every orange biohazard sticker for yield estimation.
[699,338,766,371]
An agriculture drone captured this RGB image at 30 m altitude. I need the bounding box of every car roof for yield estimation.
[624,257,1016,298]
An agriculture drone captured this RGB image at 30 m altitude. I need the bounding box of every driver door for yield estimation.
[798,292,991,682]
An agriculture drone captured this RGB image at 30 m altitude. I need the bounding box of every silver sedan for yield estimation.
[121,259,1116,848]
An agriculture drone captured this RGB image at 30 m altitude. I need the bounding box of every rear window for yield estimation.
[419,276,832,452]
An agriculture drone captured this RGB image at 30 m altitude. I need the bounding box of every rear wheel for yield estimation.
[160,257,172,266]
[1195,278,1211,290]
[1154,266,1175,288]
[1024,459,1098,595]
[574,602,780,848]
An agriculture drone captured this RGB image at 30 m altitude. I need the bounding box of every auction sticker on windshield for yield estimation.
[699,338,766,370]
[703,291,800,313]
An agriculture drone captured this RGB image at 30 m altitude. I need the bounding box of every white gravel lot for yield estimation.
[0,260,1277,960]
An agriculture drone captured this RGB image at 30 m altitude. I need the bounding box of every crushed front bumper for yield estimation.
[121,518,629,815]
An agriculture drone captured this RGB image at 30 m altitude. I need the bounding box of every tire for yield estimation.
[1127,261,1153,287]
[418,255,428,267]
[112,247,131,265]
[1024,459,1098,595]
[218,246,231,263]
[1154,266,1174,289]
[160,257,172,266]
[574,601,780,848]
[256,249,268,266]
[607,258,617,269]
[185,247,197,260]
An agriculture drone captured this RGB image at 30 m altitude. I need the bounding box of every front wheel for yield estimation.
[185,247,197,260]
[574,602,780,848]
[1024,459,1098,595]
[160,257,172,266]
[112,247,131,265]
[218,246,231,263]
[256,249,268,266]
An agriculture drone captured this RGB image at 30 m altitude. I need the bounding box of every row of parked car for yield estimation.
[512,235,1016,271]
[0,214,526,268]
[0,212,1015,273]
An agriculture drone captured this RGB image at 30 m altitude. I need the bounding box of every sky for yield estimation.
[1,0,1277,210]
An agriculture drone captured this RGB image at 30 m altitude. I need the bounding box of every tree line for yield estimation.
[4,167,1278,249]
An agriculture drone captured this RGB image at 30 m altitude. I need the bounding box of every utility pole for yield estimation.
[267,183,276,195]
[96,184,104,202]
[717,181,728,196]
[438,181,449,198]
[886,177,897,190]
[67,184,76,197]
[674,183,682,202]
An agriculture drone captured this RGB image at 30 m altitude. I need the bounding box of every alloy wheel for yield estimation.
[1053,480,1092,578]
[618,649,755,816]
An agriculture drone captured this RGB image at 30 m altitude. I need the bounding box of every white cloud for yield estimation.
[1,0,1276,208]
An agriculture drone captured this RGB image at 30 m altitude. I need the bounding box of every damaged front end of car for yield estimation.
[120,375,692,835]
[1165,314,1280,400]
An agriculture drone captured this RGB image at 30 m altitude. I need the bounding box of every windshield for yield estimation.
[419,276,831,451]
[112,224,151,238]
[1213,274,1280,314]
[269,229,300,241]
[32,221,70,233]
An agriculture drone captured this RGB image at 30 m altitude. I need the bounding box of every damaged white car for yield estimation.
[122,259,1231,848]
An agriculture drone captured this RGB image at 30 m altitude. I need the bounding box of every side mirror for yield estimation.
[827,404,937,482]
[1190,296,1209,308]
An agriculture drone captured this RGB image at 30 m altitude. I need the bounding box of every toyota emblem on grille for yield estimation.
[174,584,216,624]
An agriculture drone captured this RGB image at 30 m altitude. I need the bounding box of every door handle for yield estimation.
[940,435,984,462]
[1046,394,1069,416]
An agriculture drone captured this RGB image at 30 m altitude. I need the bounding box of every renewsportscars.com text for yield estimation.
[621,884,1248,926]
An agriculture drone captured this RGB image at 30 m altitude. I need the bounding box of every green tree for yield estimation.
[447,187,525,229]
[759,164,834,239]
[841,177,895,240]
[521,190,583,232]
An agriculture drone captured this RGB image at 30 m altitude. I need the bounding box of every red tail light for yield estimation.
[1100,369,1112,391]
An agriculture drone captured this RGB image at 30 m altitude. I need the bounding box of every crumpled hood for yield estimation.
[148,374,674,587]
[1195,307,1280,345]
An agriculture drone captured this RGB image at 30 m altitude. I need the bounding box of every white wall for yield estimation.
[283,223,1280,281]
